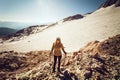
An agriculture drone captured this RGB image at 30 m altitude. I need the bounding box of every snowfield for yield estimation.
[0,5,120,52]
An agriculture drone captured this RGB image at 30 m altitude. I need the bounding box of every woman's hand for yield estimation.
[64,53,67,58]
[49,52,52,57]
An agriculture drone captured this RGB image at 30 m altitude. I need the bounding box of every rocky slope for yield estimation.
[1,25,48,42]
[100,0,120,7]
[62,14,84,22]
[0,34,120,80]
[0,22,60,43]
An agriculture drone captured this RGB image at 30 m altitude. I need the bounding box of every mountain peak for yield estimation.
[100,0,120,8]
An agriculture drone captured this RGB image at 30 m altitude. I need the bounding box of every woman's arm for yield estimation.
[50,43,54,55]
[61,44,67,54]
[62,48,67,54]
[62,47,67,58]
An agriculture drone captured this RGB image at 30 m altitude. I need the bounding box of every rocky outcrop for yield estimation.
[100,0,120,8]
[15,25,47,36]
[63,14,84,22]
[9,25,47,37]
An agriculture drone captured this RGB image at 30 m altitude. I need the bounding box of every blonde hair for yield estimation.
[54,37,62,48]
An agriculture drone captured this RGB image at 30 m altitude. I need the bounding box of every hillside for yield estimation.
[4,25,49,42]
[2,14,83,42]
[0,34,119,80]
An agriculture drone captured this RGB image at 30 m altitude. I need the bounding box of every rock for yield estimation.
[84,69,92,80]
[61,70,72,80]
[63,14,84,22]
[0,51,27,71]
[100,0,120,8]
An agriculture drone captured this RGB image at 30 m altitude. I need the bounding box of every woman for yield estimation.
[50,37,67,73]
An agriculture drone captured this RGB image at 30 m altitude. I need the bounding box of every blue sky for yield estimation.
[0,0,105,23]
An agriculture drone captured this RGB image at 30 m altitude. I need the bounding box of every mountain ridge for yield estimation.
[62,14,84,22]
[100,0,120,8]
[0,14,84,42]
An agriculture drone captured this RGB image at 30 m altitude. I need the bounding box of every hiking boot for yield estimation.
[58,69,62,73]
